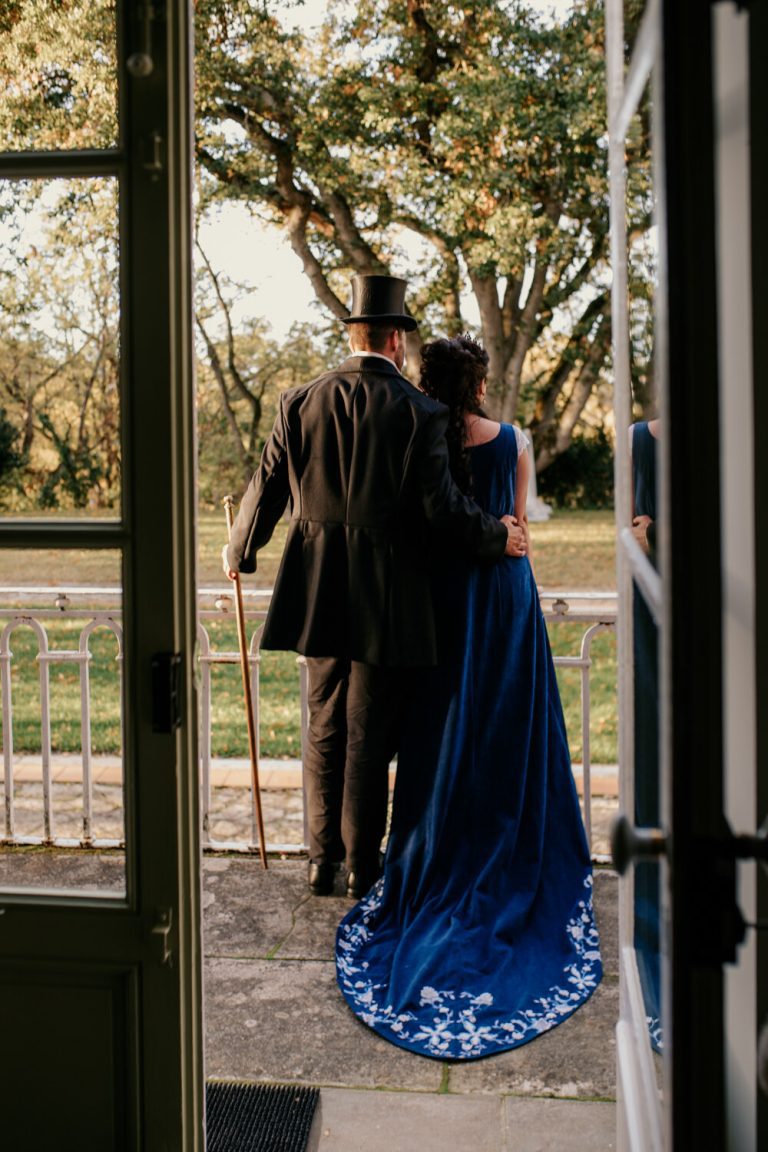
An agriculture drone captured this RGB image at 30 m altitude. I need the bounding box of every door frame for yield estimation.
[0,2,203,1146]
[752,0,768,1143]
[608,0,730,1146]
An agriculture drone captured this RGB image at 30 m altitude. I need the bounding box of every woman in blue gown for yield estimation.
[336,336,601,1061]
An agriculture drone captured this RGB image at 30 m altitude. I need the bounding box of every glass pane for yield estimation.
[627,86,663,1056]
[0,1,117,152]
[0,178,121,518]
[0,548,125,897]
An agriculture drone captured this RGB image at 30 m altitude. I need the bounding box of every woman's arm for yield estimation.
[515,441,535,578]
[515,442,529,524]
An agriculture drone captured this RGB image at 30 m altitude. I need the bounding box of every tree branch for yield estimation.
[535,311,611,470]
[530,290,611,465]
[195,313,253,486]
[286,203,348,318]
[501,261,548,422]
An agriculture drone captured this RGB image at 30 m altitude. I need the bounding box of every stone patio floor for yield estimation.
[1,847,619,1151]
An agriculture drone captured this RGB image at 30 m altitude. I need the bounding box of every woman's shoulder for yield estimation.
[467,420,527,455]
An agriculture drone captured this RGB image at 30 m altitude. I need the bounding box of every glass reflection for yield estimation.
[0,0,117,153]
[626,80,663,1053]
[630,423,662,1051]
[0,178,121,517]
[0,549,125,896]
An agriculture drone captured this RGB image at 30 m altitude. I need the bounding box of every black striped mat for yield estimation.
[206,1081,319,1152]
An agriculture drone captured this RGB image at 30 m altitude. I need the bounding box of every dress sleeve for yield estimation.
[514,426,531,458]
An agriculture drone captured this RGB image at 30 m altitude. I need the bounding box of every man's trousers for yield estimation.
[303,656,408,878]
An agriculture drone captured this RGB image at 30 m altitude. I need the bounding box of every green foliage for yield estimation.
[0,0,116,151]
[0,0,654,491]
[192,0,650,454]
[195,314,348,507]
[536,427,614,509]
[0,179,121,512]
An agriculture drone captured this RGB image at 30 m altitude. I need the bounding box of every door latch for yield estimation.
[611,812,768,965]
[126,2,165,78]
[150,908,173,967]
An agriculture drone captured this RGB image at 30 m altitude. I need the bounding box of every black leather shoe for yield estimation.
[308,861,335,896]
[346,870,378,900]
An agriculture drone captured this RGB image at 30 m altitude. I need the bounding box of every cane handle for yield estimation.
[222,494,236,537]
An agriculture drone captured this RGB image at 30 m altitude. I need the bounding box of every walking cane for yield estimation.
[223,495,268,869]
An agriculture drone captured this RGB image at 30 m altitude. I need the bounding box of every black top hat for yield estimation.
[342,274,418,332]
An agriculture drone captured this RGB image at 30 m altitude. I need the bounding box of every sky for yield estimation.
[199,0,582,340]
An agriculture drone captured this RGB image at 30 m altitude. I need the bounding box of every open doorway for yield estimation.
[0,1,622,1147]
[195,0,620,1146]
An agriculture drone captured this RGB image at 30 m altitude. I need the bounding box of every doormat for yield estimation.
[206,1081,320,1152]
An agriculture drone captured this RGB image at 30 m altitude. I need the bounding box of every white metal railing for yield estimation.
[0,587,616,858]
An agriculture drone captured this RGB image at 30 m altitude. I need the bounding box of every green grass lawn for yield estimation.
[529,509,616,590]
[0,507,618,763]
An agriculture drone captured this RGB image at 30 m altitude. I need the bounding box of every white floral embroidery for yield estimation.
[647,1015,664,1051]
[337,874,601,1060]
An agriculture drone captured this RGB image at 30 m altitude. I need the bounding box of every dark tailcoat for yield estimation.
[227,354,507,667]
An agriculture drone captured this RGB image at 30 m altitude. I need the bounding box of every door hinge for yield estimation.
[151,652,182,733]
[150,907,174,967]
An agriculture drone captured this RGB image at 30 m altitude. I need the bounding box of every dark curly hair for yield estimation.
[419,335,489,494]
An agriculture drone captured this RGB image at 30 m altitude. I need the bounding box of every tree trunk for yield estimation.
[535,313,611,471]
[469,268,509,418]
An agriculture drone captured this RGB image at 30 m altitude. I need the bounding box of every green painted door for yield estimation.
[0,3,203,1147]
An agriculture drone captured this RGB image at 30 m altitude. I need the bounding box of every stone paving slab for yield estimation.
[202,856,354,960]
[203,856,618,972]
[202,855,308,957]
[447,979,618,1099]
[308,1090,617,1152]
[0,846,125,892]
[309,1089,504,1152]
[201,859,619,1102]
[204,956,445,1093]
[593,869,619,979]
[504,1096,617,1150]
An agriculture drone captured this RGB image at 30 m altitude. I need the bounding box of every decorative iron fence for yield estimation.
[0,587,616,858]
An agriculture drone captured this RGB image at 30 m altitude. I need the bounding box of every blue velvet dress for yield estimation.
[336,424,601,1060]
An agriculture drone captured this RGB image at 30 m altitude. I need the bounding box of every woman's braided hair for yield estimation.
[418,334,489,495]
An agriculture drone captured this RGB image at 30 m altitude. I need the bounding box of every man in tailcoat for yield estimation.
[224,275,526,897]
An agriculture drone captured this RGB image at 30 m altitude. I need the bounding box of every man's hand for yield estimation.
[501,514,527,558]
[221,544,238,581]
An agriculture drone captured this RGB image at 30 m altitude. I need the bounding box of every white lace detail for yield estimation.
[513,424,530,458]
[337,874,601,1060]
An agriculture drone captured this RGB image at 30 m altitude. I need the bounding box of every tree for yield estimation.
[0,0,654,479]
[0,180,121,510]
[0,0,116,153]
[194,0,651,468]
[195,296,345,504]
